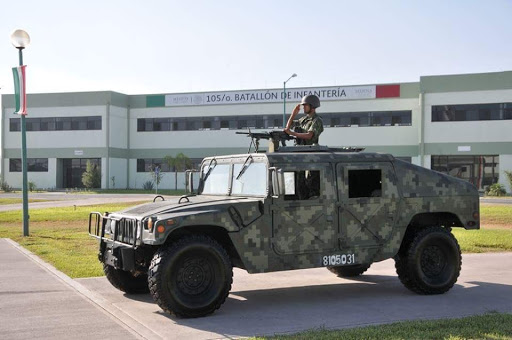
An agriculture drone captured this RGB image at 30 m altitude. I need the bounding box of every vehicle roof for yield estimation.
[202,151,395,164]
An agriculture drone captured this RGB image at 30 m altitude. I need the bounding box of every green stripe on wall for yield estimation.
[146,95,165,107]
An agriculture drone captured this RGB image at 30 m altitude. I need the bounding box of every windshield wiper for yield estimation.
[202,158,217,182]
[236,155,253,180]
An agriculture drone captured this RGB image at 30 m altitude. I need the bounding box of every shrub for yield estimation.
[82,161,101,189]
[0,179,13,192]
[28,181,37,192]
[486,183,506,197]
[142,181,154,190]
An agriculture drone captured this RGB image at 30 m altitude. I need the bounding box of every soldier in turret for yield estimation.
[284,94,324,145]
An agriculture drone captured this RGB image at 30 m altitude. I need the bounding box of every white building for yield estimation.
[2,70,512,192]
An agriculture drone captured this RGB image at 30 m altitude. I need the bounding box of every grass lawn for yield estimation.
[0,202,145,278]
[0,202,511,279]
[480,205,512,225]
[257,312,512,340]
[0,198,50,205]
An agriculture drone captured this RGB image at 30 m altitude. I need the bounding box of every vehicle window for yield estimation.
[349,169,382,198]
[284,170,321,200]
[201,163,230,195]
[232,162,267,196]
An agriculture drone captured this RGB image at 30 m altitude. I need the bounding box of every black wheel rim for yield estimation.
[167,247,223,309]
[420,245,446,277]
[177,256,213,296]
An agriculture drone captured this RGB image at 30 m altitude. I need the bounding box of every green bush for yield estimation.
[82,161,101,188]
[142,180,154,190]
[28,181,37,192]
[0,179,13,192]
[486,183,506,196]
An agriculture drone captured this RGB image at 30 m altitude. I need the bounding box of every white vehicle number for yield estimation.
[322,254,356,266]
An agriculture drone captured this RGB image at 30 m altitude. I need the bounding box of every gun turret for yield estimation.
[236,130,295,153]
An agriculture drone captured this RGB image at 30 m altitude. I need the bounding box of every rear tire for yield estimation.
[148,235,233,318]
[103,263,149,294]
[395,226,461,294]
[327,264,371,277]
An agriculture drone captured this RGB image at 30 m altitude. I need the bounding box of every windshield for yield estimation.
[201,163,230,195]
[199,160,267,196]
[232,162,267,196]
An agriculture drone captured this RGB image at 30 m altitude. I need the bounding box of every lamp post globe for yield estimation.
[10,29,30,49]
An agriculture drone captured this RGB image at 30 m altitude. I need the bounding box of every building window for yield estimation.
[10,116,101,132]
[136,111,412,133]
[431,155,499,191]
[432,103,512,122]
[9,158,48,172]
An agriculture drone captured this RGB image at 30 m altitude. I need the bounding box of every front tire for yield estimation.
[103,263,149,294]
[148,235,233,318]
[395,226,461,294]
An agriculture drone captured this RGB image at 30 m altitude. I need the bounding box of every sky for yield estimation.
[1,0,512,95]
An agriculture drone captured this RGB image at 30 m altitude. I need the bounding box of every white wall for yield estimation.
[128,159,193,190]
[129,98,419,150]
[3,158,57,189]
[3,105,107,149]
[109,158,128,189]
[424,90,512,143]
[109,106,128,148]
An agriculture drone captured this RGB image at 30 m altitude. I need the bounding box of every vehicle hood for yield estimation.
[109,195,262,219]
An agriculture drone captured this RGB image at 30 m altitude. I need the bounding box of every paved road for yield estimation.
[76,253,512,339]
[0,192,164,212]
[2,237,511,339]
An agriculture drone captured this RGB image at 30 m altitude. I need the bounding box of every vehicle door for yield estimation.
[272,163,337,255]
[337,162,399,249]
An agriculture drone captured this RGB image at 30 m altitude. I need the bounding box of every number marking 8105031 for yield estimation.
[322,254,356,266]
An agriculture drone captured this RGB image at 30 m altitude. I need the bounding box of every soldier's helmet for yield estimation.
[300,94,321,109]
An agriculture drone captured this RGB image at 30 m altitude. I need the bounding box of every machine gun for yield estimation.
[236,129,296,153]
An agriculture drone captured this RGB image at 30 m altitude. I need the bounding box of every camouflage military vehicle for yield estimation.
[89,144,479,318]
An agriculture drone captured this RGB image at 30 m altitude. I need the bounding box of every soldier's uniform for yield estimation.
[291,113,324,145]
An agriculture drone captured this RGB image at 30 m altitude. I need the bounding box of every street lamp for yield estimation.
[11,29,30,236]
[283,73,297,128]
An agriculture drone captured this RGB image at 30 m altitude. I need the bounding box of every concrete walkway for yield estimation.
[0,239,150,339]
[1,237,511,339]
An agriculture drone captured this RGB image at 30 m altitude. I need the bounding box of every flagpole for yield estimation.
[11,29,30,237]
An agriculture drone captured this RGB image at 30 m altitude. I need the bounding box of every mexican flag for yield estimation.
[12,65,27,115]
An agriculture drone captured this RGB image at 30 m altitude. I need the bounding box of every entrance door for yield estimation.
[337,162,399,249]
[61,158,101,188]
[272,163,337,255]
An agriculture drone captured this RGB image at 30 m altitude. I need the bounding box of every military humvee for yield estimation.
[89,143,479,318]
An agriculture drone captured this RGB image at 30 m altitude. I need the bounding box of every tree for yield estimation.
[164,153,192,190]
[149,164,164,193]
[82,161,101,189]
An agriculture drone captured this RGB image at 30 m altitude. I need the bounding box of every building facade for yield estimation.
[2,70,512,192]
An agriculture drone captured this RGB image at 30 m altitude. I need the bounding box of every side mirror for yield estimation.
[185,170,199,194]
[269,167,285,197]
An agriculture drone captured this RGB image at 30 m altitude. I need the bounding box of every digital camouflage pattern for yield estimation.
[92,151,479,275]
[292,113,324,145]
